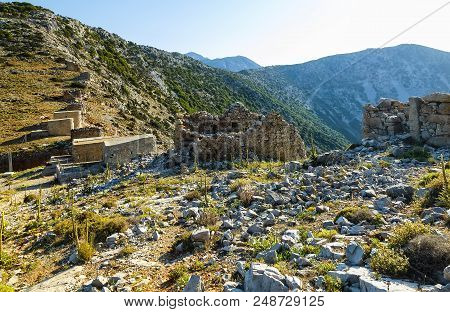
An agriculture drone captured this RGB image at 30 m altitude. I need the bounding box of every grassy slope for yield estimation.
[0,2,349,153]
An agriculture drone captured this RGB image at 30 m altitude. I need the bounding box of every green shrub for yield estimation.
[248,233,279,254]
[315,260,336,275]
[0,284,14,292]
[404,235,450,281]
[388,222,430,250]
[370,247,409,278]
[398,147,432,162]
[55,212,129,244]
[298,245,320,256]
[190,260,205,271]
[324,275,343,292]
[169,263,188,281]
[185,190,201,201]
[119,244,137,257]
[172,232,194,253]
[0,251,16,270]
[334,206,384,225]
[102,199,118,209]
[23,193,38,203]
[416,168,450,209]
[314,229,338,240]
[77,241,94,263]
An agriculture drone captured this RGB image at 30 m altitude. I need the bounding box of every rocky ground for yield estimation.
[0,140,449,292]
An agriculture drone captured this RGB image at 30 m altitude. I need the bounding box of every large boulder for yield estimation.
[444,265,450,281]
[423,92,450,103]
[345,241,364,265]
[244,263,288,292]
[191,228,211,243]
[318,242,346,260]
[265,190,290,206]
[386,184,415,203]
[183,275,204,292]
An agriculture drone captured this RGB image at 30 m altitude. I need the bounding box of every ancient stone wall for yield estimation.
[47,118,74,136]
[362,93,450,147]
[53,111,82,128]
[72,134,156,166]
[103,134,156,167]
[71,127,102,140]
[174,103,306,163]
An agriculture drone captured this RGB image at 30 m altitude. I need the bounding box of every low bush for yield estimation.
[197,206,221,227]
[169,263,188,281]
[0,251,16,270]
[315,260,336,275]
[404,235,450,281]
[119,244,137,257]
[23,193,38,203]
[324,275,343,292]
[185,190,201,201]
[388,222,430,250]
[398,147,432,162]
[0,284,14,292]
[172,232,194,253]
[370,246,409,278]
[55,212,129,244]
[314,229,338,240]
[248,233,279,254]
[298,245,320,256]
[334,206,384,225]
[77,241,94,263]
[238,185,254,207]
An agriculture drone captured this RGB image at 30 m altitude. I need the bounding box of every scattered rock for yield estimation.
[183,275,204,292]
[345,241,364,265]
[191,228,211,242]
[244,263,289,292]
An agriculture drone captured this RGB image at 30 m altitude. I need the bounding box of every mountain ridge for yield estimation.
[0,2,348,157]
[185,52,261,72]
[241,44,450,142]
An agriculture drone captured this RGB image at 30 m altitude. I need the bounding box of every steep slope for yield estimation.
[0,2,348,157]
[242,45,450,142]
[186,52,261,72]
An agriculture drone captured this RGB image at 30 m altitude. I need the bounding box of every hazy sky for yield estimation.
[11,0,450,66]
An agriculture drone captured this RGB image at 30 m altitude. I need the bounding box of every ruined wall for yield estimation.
[47,118,74,136]
[72,134,156,166]
[362,92,450,147]
[72,137,105,163]
[174,103,306,163]
[53,111,82,129]
[103,134,156,167]
[71,127,102,140]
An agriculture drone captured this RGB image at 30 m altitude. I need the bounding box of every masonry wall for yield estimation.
[47,118,74,136]
[72,137,105,163]
[71,127,102,140]
[362,92,450,147]
[175,103,306,163]
[53,111,82,128]
[103,134,156,167]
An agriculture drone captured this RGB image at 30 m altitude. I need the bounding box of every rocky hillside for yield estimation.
[242,44,450,142]
[0,135,448,292]
[0,2,348,155]
[185,52,261,72]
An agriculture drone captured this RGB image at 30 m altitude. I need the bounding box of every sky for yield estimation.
[7,0,450,66]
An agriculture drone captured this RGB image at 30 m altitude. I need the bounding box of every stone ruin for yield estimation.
[363,92,450,147]
[174,103,306,163]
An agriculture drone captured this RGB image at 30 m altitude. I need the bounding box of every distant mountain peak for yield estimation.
[185,52,261,72]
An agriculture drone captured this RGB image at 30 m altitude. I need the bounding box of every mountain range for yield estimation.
[1,2,449,157]
[0,2,347,155]
[241,45,450,142]
[185,52,261,72]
